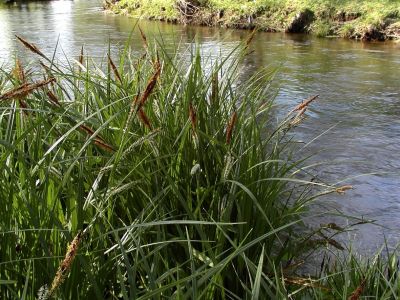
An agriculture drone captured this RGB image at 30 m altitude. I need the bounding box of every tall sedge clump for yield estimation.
[0,32,370,300]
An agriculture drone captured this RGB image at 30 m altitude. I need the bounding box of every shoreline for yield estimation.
[104,0,400,42]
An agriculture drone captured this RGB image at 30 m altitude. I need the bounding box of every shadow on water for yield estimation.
[1,0,400,253]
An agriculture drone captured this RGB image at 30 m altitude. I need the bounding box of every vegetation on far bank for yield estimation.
[105,0,400,41]
[0,32,399,299]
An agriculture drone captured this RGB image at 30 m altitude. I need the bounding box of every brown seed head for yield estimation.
[108,54,122,83]
[93,138,115,152]
[0,78,56,102]
[138,26,149,49]
[245,29,257,47]
[46,91,61,107]
[336,185,353,194]
[294,95,319,112]
[15,35,46,58]
[324,223,344,231]
[138,108,152,129]
[226,111,238,144]
[48,231,84,298]
[211,73,219,103]
[136,61,161,112]
[348,278,366,300]
[78,124,115,152]
[79,46,84,66]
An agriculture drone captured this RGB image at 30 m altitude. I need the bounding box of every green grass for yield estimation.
[0,32,399,299]
[308,245,400,299]
[111,0,179,20]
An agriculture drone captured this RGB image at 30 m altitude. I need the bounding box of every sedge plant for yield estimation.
[0,31,367,299]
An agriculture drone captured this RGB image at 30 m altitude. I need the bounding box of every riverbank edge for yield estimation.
[104,0,400,42]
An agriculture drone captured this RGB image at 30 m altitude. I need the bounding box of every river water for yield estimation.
[1,0,399,253]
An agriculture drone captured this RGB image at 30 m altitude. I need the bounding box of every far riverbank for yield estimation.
[105,0,400,41]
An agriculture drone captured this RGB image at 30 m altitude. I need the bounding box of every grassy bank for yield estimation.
[106,0,400,41]
[0,33,399,299]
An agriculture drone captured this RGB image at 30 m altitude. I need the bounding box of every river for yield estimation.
[1,0,400,253]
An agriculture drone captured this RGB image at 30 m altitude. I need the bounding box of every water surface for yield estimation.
[1,0,400,252]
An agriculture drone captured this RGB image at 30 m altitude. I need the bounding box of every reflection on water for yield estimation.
[0,4,12,57]
[1,0,400,252]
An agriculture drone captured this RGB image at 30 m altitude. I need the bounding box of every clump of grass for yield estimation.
[0,31,393,299]
[111,0,179,21]
[311,20,332,37]
[339,23,356,38]
[307,246,400,299]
